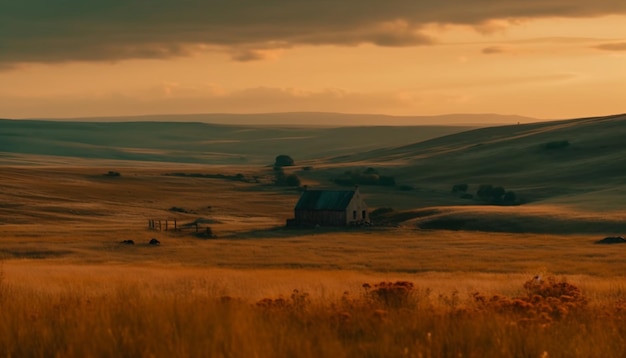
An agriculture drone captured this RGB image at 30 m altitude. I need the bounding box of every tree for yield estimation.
[274,155,295,167]
[452,183,468,193]
[503,191,517,203]
[285,174,301,187]
[491,186,506,201]
[477,184,494,200]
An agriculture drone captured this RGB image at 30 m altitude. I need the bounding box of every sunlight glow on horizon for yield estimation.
[1,11,625,121]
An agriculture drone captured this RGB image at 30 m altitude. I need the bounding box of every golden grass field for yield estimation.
[1,114,626,357]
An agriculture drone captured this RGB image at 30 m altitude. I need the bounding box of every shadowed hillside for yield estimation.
[3,113,626,234]
[303,113,626,217]
[329,114,626,182]
[0,119,473,165]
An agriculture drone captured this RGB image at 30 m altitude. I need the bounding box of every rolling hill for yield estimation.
[332,113,626,192]
[291,113,626,232]
[0,119,474,165]
[0,112,625,236]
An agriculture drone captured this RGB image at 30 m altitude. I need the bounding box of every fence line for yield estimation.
[148,219,205,233]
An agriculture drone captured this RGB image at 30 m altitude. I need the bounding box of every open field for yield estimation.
[2,113,626,356]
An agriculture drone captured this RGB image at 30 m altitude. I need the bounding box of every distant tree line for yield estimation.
[452,183,518,205]
[333,167,396,187]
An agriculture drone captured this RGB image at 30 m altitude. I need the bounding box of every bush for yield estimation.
[451,183,468,193]
[476,184,518,205]
[544,140,570,150]
[363,281,415,308]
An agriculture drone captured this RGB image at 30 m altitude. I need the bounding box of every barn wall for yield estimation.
[295,209,346,226]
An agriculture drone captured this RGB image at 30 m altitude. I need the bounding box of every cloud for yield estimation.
[482,46,506,54]
[229,48,286,62]
[2,1,626,66]
[481,45,521,55]
[594,42,626,51]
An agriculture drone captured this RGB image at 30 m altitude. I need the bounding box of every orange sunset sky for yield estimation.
[1,1,625,121]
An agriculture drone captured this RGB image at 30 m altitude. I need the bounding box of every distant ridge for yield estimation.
[21,112,538,127]
[0,118,475,165]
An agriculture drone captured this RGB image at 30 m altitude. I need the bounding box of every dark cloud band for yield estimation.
[2,0,625,65]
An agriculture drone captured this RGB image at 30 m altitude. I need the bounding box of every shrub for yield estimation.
[363,281,415,308]
[473,275,587,322]
[169,207,188,213]
[543,140,570,150]
[451,183,468,193]
[476,184,517,204]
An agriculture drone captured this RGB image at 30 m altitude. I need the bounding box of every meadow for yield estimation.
[1,113,626,357]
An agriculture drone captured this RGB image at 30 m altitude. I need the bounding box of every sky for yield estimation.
[1,1,625,121]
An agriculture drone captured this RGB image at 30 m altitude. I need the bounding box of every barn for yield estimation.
[289,187,369,226]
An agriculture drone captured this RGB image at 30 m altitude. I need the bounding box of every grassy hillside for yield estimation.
[2,113,625,233]
[280,113,626,234]
[0,119,472,165]
[306,114,626,205]
[3,113,626,357]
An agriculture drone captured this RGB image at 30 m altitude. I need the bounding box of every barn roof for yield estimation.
[295,190,356,211]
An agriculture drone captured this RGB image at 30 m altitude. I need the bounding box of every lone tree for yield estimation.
[274,154,295,167]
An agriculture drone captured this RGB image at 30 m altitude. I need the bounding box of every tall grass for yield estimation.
[1,271,626,357]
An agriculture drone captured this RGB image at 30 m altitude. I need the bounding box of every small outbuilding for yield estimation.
[289,187,369,226]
